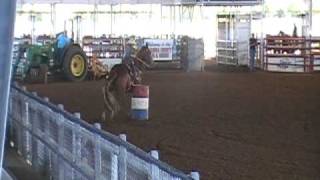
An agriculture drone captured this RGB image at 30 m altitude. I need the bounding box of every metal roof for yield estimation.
[17,0,164,4]
[17,0,263,6]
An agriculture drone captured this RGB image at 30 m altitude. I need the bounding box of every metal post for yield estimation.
[110,4,113,35]
[160,4,163,26]
[94,123,102,180]
[30,15,36,44]
[75,16,82,44]
[0,0,17,178]
[170,6,172,34]
[16,90,23,156]
[64,20,67,33]
[309,0,312,34]
[73,113,82,179]
[303,0,313,36]
[150,150,159,179]
[118,134,127,180]
[190,171,200,180]
[71,19,74,40]
[57,104,65,180]
[43,98,52,176]
[50,3,56,37]
[179,5,182,23]
[31,102,39,172]
[24,102,31,165]
[111,153,118,180]
[94,4,98,37]
[173,5,176,34]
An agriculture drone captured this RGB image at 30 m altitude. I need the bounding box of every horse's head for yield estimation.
[136,44,153,68]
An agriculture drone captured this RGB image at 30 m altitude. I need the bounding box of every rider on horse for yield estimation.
[123,39,140,83]
[102,42,153,120]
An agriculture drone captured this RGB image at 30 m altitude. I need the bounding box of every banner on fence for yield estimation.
[144,39,174,61]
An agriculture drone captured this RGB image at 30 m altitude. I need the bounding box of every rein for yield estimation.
[130,55,151,68]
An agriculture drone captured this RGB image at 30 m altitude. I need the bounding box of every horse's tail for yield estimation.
[102,74,118,121]
[103,75,115,102]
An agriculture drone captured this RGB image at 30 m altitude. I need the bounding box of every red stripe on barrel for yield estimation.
[132,84,149,97]
[131,85,149,120]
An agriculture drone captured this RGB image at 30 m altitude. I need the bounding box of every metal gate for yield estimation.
[216,14,251,66]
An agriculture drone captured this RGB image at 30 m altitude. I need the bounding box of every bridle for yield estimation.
[130,55,150,68]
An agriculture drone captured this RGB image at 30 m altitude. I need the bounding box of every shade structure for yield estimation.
[17,0,263,6]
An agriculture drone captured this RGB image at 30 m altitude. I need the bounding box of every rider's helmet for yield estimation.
[128,39,136,47]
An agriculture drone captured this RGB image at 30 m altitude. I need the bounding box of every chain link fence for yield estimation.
[8,85,199,180]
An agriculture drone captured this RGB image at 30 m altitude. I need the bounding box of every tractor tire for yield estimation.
[62,45,88,82]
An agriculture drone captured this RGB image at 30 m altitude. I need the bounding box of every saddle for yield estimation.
[124,63,141,84]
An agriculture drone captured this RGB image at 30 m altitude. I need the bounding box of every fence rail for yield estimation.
[263,36,320,73]
[8,84,199,180]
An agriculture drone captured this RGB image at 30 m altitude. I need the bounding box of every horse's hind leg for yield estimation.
[102,75,121,121]
[102,84,116,121]
[106,91,119,120]
[102,101,114,121]
[112,96,120,118]
[114,83,130,118]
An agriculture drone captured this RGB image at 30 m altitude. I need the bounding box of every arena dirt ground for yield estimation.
[25,64,320,180]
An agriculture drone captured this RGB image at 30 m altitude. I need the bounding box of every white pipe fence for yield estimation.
[8,84,199,180]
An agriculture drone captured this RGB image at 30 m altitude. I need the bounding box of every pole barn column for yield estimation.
[304,0,313,35]
[0,0,17,178]
[50,3,57,36]
[309,0,313,34]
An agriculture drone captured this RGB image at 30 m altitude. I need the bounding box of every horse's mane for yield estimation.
[136,46,149,59]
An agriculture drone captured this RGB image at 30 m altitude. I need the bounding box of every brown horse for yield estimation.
[102,45,153,121]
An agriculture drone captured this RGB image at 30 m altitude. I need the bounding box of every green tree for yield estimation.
[263,4,270,15]
[275,9,285,18]
[287,4,301,17]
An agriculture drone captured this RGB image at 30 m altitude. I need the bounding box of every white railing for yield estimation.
[8,85,199,180]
